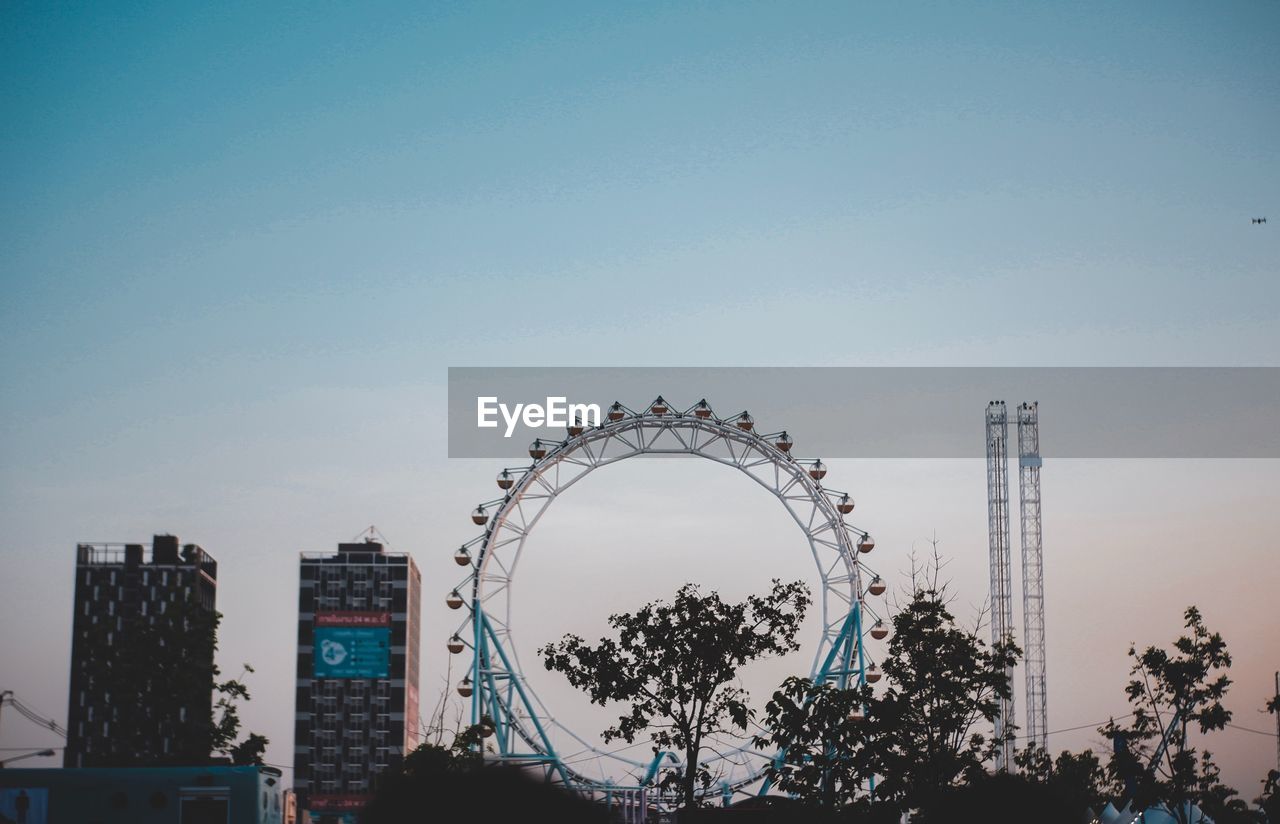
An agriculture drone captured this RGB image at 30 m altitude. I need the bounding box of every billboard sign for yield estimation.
[313,611,391,679]
[308,793,371,824]
[0,788,49,824]
[316,611,390,627]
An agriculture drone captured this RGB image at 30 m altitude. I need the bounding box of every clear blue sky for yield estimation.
[2,0,1277,796]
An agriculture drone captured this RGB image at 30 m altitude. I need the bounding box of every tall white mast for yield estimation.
[1017,402,1048,754]
[985,401,1016,769]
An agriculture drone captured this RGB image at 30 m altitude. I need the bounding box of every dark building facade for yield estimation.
[65,535,219,768]
[295,539,421,822]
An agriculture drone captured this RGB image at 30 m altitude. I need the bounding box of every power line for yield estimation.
[1225,723,1279,738]
[1015,713,1134,741]
[1,695,67,739]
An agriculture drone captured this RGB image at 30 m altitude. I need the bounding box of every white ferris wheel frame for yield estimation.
[450,400,884,797]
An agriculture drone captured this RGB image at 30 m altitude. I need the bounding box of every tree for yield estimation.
[1016,746,1113,819]
[213,665,269,766]
[866,586,1019,815]
[1013,744,1053,784]
[1047,749,1111,816]
[540,579,811,809]
[82,590,267,766]
[753,676,877,810]
[362,722,606,824]
[1101,606,1233,824]
[1259,768,1280,824]
[1255,690,1280,822]
[1193,751,1254,824]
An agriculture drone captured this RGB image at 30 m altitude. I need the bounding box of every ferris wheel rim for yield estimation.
[454,399,884,797]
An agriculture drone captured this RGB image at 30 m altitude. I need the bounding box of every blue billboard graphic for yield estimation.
[314,626,390,678]
[0,788,49,824]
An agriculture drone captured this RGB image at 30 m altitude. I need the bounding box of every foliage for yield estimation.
[912,770,1088,824]
[1100,606,1233,824]
[212,663,268,765]
[540,579,811,808]
[866,586,1019,813]
[1256,692,1280,821]
[80,590,266,766]
[753,676,876,809]
[1192,751,1254,824]
[362,723,605,824]
[1049,748,1111,815]
[1013,744,1053,784]
[1260,769,1280,823]
[401,722,486,777]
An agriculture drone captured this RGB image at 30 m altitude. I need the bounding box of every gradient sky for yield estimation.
[2,0,1277,798]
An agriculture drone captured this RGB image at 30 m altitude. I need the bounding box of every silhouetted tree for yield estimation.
[1100,606,1233,824]
[362,723,606,824]
[1258,768,1280,823]
[1049,748,1111,817]
[865,586,1019,815]
[1258,689,1280,821]
[913,770,1083,824]
[541,580,811,809]
[754,676,876,809]
[1193,751,1254,824]
[1013,744,1053,783]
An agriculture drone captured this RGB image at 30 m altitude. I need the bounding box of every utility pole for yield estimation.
[1274,671,1279,774]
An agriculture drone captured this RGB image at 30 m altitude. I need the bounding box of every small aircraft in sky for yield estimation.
[1251,217,1267,224]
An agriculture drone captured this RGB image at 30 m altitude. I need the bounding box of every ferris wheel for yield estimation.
[445,397,889,804]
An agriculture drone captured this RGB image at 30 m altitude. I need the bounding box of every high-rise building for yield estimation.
[295,538,421,822]
[65,534,219,768]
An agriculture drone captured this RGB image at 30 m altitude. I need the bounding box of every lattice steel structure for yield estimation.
[983,401,1013,767]
[1017,402,1047,754]
[446,397,888,810]
[985,402,1016,770]
[986,401,1050,768]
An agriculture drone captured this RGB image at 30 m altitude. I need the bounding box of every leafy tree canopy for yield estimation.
[541,579,811,808]
[754,676,876,810]
[868,587,1019,813]
[1101,606,1233,824]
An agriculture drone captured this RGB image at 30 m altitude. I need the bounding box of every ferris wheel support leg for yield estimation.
[757,606,864,797]
[814,606,861,688]
[471,602,482,730]
[473,606,573,786]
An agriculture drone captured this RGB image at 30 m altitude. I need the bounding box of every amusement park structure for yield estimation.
[447,397,887,813]
[985,401,1048,769]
